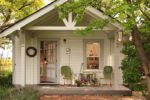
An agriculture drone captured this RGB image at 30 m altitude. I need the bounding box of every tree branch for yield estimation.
[0,23,13,32]
[139,8,150,22]
[0,9,7,18]
[18,0,35,10]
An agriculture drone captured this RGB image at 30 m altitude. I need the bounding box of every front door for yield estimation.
[40,41,57,83]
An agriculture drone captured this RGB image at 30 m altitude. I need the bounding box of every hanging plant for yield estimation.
[103,66,113,79]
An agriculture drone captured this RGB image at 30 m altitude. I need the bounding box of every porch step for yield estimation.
[38,83,58,86]
[37,86,132,96]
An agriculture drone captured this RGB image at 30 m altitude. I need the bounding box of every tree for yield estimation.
[58,0,150,96]
[0,0,44,73]
[0,0,44,32]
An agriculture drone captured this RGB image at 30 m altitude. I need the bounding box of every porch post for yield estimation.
[114,32,120,89]
[11,35,16,85]
[19,30,26,86]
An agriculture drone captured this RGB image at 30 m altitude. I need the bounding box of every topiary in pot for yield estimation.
[61,66,72,84]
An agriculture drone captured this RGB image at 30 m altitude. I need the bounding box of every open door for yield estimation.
[40,41,57,83]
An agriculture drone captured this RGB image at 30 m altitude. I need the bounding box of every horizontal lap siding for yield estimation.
[23,32,122,85]
[25,33,38,85]
[60,39,83,84]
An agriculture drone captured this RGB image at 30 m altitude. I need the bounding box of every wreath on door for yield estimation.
[26,47,37,57]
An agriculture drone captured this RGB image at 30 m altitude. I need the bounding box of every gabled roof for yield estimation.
[0,0,67,37]
[0,0,57,33]
[0,0,122,37]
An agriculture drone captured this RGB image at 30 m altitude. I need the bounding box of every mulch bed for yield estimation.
[40,95,146,100]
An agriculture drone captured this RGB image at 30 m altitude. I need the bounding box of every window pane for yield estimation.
[86,43,100,57]
[86,42,100,69]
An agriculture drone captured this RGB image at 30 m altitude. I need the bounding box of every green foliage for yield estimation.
[0,71,12,87]
[129,84,147,91]
[121,42,143,84]
[58,0,110,35]
[59,0,150,36]
[0,87,11,98]
[0,0,44,20]
[75,80,81,87]
[58,0,93,22]
[59,0,150,94]
[76,19,109,35]
[103,66,113,79]
[0,87,39,100]
[0,0,44,31]
[121,42,149,93]
[61,65,72,80]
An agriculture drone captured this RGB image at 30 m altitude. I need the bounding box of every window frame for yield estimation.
[83,39,104,71]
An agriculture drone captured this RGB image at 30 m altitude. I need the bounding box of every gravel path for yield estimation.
[40,95,146,100]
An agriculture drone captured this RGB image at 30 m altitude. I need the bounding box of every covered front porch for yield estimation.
[11,2,124,90]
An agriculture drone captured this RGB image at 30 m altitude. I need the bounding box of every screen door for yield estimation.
[40,41,57,83]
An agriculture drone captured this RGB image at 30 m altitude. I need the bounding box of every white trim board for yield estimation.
[86,7,123,30]
[25,26,116,31]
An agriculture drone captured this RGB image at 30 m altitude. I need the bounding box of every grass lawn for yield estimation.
[0,86,40,100]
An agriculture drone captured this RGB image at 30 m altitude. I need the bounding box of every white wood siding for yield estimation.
[13,31,123,85]
[25,33,38,85]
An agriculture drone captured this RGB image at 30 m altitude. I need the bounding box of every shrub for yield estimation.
[121,42,143,84]
[129,84,147,91]
[121,42,148,92]
[0,71,12,87]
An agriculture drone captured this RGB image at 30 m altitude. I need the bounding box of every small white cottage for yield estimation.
[0,0,124,88]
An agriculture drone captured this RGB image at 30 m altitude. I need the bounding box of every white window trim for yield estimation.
[83,39,104,72]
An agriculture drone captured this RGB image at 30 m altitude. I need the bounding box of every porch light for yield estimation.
[117,32,132,43]
[122,34,133,42]
[117,31,122,42]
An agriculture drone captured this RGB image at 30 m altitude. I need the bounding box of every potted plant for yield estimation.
[75,80,81,87]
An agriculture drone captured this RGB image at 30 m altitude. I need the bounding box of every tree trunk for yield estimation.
[148,77,150,96]
[131,25,150,96]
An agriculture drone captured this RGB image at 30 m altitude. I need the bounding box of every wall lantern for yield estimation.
[63,39,67,44]
[117,31,132,42]
[117,31,123,42]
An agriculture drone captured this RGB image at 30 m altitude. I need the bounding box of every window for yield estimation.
[86,42,100,69]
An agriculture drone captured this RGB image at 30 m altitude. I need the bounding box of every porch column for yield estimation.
[19,30,26,86]
[11,35,16,85]
[114,32,120,89]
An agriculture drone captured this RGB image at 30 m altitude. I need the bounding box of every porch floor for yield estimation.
[37,85,131,96]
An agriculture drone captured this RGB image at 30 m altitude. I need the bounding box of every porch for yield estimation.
[37,85,131,96]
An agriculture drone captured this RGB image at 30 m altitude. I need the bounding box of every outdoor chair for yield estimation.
[96,66,113,86]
